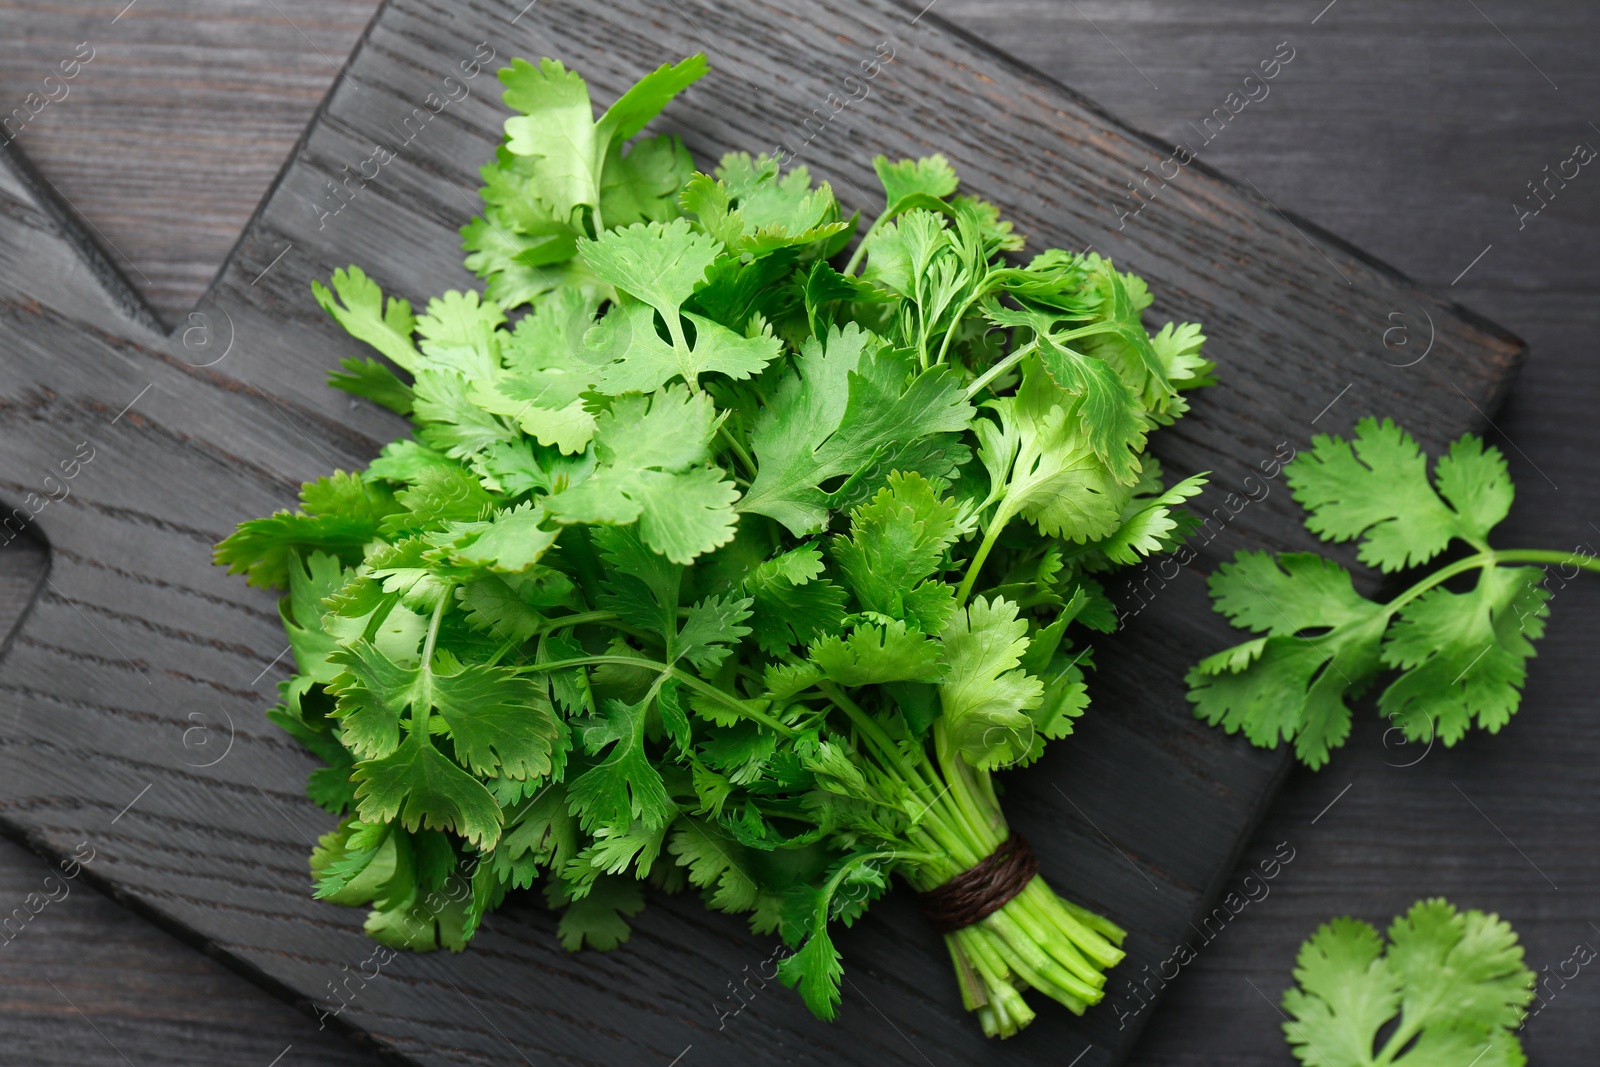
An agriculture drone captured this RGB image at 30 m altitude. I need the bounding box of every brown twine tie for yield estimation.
[917,834,1039,934]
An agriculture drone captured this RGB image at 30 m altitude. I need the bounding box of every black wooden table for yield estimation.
[1,2,1596,1064]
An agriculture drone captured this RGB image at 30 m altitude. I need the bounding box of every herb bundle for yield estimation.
[218,54,1214,1035]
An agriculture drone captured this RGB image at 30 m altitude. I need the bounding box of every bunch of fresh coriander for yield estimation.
[217,54,1214,1036]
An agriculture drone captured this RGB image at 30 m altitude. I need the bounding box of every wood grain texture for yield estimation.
[0,0,1575,1065]
[0,0,380,326]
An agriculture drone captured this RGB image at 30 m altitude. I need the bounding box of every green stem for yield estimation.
[843,208,891,276]
[521,655,795,736]
[933,288,990,368]
[716,424,757,481]
[1373,546,1600,624]
[1490,548,1600,575]
[413,595,449,734]
[956,505,1016,606]
[964,340,1037,399]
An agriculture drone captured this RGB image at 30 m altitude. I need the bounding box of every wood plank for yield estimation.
[0,1,1530,1064]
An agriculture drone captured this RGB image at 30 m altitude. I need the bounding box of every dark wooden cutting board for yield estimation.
[0,1,1525,1064]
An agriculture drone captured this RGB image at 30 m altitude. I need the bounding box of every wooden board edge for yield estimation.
[0,139,163,336]
[901,0,1530,366]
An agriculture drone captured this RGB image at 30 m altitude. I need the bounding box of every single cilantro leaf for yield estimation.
[672,594,753,674]
[500,57,602,222]
[413,369,521,459]
[580,217,717,318]
[682,154,848,259]
[1092,472,1207,566]
[938,596,1044,770]
[809,619,946,687]
[312,266,421,372]
[215,514,370,591]
[975,358,1129,544]
[1187,618,1388,771]
[873,153,959,207]
[567,697,677,833]
[1209,551,1382,637]
[742,324,973,535]
[436,503,559,574]
[1076,257,1174,412]
[1187,550,1390,768]
[600,134,696,228]
[743,546,848,654]
[1288,418,1503,572]
[428,652,565,781]
[671,819,766,914]
[586,301,780,394]
[328,356,413,414]
[831,472,962,632]
[1282,899,1534,1067]
[1378,564,1549,745]
[351,728,503,849]
[551,873,647,951]
[778,922,844,1020]
[594,54,709,148]
[1432,433,1514,546]
[543,386,740,563]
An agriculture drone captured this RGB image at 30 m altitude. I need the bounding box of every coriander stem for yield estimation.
[843,209,890,276]
[1489,548,1600,575]
[521,654,796,736]
[956,506,1015,606]
[716,424,757,480]
[964,340,1037,399]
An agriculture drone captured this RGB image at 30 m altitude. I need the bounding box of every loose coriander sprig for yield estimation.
[1189,417,1598,768]
[1282,899,1535,1067]
[218,53,1216,1035]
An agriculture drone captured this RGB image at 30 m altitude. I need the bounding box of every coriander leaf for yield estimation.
[743,546,848,654]
[427,651,565,780]
[672,594,753,674]
[579,217,718,319]
[593,54,709,148]
[328,356,414,415]
[550,873,647,951]
[975,358,1129,544]
[1288,418,1505,571]
[938,596,1044,770]
[1076,257,1174,412]
[809,620,945,686]
[435,502,559,574]
[500,57,601,222]
[600,134,696,228]
[543,386,740,563]
[742,323,972,535]
[873,153,959,207]
[1209,551,1381,637]
[1433,433,1514,547]
[567,697,677,833]
[1187,624,1387,771]
[413,369,522,458]
[1378,564,1549,745]
[351,728,503,848]
[670,819,764,913]
[1092,472,1207,566]
[777,914,844,1021]
[1282,899,1534,1067]
[214,514,368,590]
[586,301,780,394]
[312,266,421,373]
[413,289,505,378]
[831,472,962,632]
